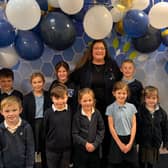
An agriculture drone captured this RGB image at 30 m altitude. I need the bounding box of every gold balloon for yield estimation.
[115,20,125,35]
[161,29,168,37]
[115,0,133,12]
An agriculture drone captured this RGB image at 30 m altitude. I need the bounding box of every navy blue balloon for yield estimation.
[36,0,48,11]
[40,12,76,50]
[132,26,162,53]
[14,31,44,60]
[123,10,149,38]
[0,19,16,47]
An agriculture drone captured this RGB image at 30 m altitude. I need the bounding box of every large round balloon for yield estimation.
[14,31,44,60]
[83,5,113,39]
[0,45,19,68]
[148,2,168,29]
[5,0,41,30]
[123,9,149,38]
[58,0,84,15]
[40,12,76,50]
[0,19,16,47]
[132,0,150,10]
[132,26,162,53]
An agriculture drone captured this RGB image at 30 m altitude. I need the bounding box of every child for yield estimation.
[49,61,77,112]
[136,86,168,168]
[72,88,105,168]
[106,81,139,168]
[23,72,51,168]
[0,68,23,122]
[0,96,34,168]
[44,83,72,168]
[120,59,143,109]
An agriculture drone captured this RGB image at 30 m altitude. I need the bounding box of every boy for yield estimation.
[120,59,143,109]
[44,83,72,168]
[0,96,34,168]
[0,68,23,122]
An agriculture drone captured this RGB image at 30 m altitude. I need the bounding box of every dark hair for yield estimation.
[50,83,68,98]
[75,39,110,69]
[0,68,14,80]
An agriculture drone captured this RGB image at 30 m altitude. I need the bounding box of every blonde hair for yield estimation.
[142,86,159,103]
[0,96,22,111]
[50,83,68,98]
[113,81,130,98]
[78,88,96,107]
[30,72,45,83]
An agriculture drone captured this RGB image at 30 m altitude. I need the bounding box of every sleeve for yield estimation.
[105,104,113,116]
[160,108,168,148]
[25,124,35,168]
[0,130,4,168]
[72,113,87,147]
[93,112,105,149]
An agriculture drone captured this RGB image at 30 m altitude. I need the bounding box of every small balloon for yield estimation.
[161,29,168,46]
[115,20,125,35]
[40,12,76,50]
[0,19,16,47]
[112,0,133,12]
[83,5,113,39]
[110,7,124,23]
[132,26,162,53]
[123,9,149,38]
[58,0,84,15]
[0,45,19,68]
[14,31,44,60]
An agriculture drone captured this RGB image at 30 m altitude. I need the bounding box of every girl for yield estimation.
[49,61,77,112]
[72,88,105,168]
[23,72,51,168]
[106,81,139,168]
[136,86,168,168]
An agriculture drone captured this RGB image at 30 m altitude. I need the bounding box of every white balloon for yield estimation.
[148,2,168,29]
[132,0,150,10]
[5,0,41,30]
[48,0,59,8]
[83,5,113,39]
[0,45,19,68]
[58,0,84,15]
[110,7,124,22]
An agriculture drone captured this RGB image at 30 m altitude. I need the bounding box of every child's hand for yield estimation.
[124,143,132,153]
[119,142,126,153]
[85,142,95,152]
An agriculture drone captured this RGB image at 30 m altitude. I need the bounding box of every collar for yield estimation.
[122,77,135,84]
[115,101,127,109]
[52,104,68,112]
[1,89,14,95]
[4,117,22,133]
[146,104,159,113]
[81,107,95,116]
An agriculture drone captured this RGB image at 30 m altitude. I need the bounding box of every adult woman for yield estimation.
[70,40,122,164]
[71,39,122,116]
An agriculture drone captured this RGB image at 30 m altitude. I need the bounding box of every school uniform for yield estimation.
[0,119,34,168]
[72,108,105,168]
[106,102,139,168]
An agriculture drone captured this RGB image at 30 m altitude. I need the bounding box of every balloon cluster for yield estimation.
[1,0,168,68]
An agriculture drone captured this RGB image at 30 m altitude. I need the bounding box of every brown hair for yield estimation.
[121,59,135,68]
[75,40,110,69]
[78,88,96,107]
[0,68,14,80]
[55,61,70,78]
[50,83,68,98]
[30,72,45,83]
[0,96,22,111]
[142,85,159,103]
[113,81,130,98]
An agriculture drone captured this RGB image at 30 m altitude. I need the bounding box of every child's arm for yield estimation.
[108,116,126,152]
[25,124,35,168]
[125,114,136,153]
[92,111,105,149]
[72,114,87,147]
